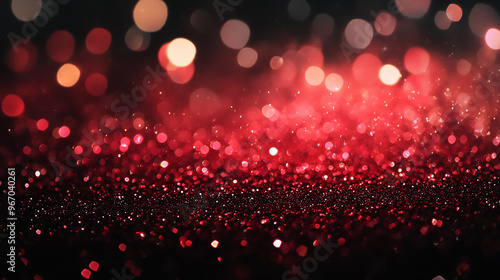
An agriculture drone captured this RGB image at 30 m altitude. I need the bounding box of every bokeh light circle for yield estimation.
[220,19,250,49]
[57,63,80,87]
[345,19,373,49]
[167,38,196,67]
[11,0,41,21]
[133,0,168,32]
[379,64,401,85]
[404,47,430,74]
[86,28,112,54]
[1,94,25,117]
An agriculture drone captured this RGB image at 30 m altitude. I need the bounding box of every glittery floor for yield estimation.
[1,1,500,279]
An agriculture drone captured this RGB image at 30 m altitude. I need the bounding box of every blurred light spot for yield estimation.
[160,160,169,168]
[311,14,334,37]
[89,261,99,271]
[325,73,343,92]
[57,63,80,87]
[357,123,366,134]
[435,11,451,30]
[58,126,70,138]
[133,134,143,144]
[74,146,83,155]
[270,56,283,70]
[6,43,37,73]
[448,135,456,144]
[2,94,24,117]
[296,245,307,257]
[11,0,41,21]
[237,47,258,68]
[46,31,75,63]
[211,240,219,248]
[262,104,278,120]
[86,28,111,54]
[404,47,430,74]
[288,0,310,21]
[37,119,49,131]
[485,28,500,50]
[403,150,410,158]
[305,66,324,86]
[456,59,471,75]
[469,4,499,38]
[125,26,150,51]
[269,147,278,156]
[81,269,91,279]
[396,0,431,19]
[375,12,396,36]
[158,43,169,69]
[379,64,401,85]
[220,19,250,49]
[446,4,462,22]
[157,132,167,143]
[85,73,108,96]
[93,146,101,154]
[342,152,349,160]
[345,19,373,49]
[352,53,381,85]
[119,243,127,251]
[273,239,282,248]
[133,0,168,32]
[133,118,144,130]
[167,62,195,84]
[167,38,196,67]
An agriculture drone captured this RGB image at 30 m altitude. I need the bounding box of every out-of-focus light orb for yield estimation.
[404,47,430,74]
[469,4,498,38]
[57,63,80,87]
[269,147,278,156]
[345,19,373,49]
[352,53,382,85]
[325,73,343,92]
[448,135,457,145]
[46,31,75,63]
[311,14,334,37]
[270,56,283,70]
[167,38,196,67]
[305,66,325,86]
[374,12,396,36]
[133,134,143,144]
[133,118,144,130]
[133,0,168,32]
[1,94,24,117]
[396,0,431,19]
[262,104,278,120]
[435,11,451,30]
[58,126,70,138]
[211,240,219,248]
[456,59,471,75]
[160,160,169,168]
[485,28,500,50]
[158,43,169,69]
[446,4,462,22]
[157,132,167,143]
[379,64,401,85]
[86,28,112,54]
[220,19,250,49]
[11,0,41,21]
[167,62,195,84]
[288,0,310,21]
[273,239,282,248]
[6,43,37,73]
[357,123,367,134]
[85,73,108,96]
[237,47,258,68]
[125,26,151,52]
[190,9,213,33]
[37,119,49,131]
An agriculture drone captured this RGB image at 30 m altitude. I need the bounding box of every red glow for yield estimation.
[352,53,382,85]
[404,47,430,74]
[1,94,24,117]
[85,73,108,96]
[86,28,112,54]
[46,30,75,62]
